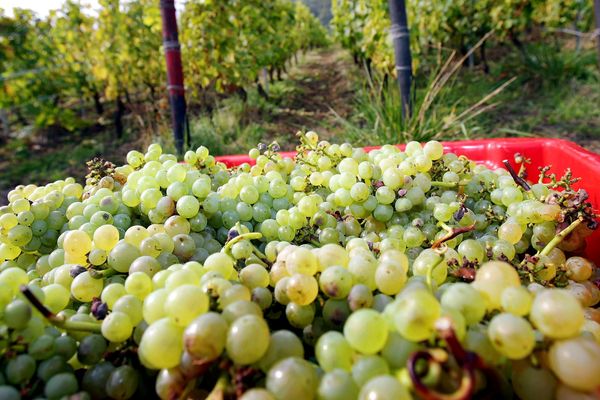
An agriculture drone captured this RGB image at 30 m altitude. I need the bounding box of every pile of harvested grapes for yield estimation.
[0,132,599,400]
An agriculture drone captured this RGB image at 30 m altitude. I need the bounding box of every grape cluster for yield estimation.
[0,131,599,399]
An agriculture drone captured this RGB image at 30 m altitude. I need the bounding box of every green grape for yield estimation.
[139,318,183,369]
[346,284,372,312]
[472,261,521,310]
[381,331,421,369]
[266,357,318,400]
[257,330,305,372]
[285,302,315,328]
[37,355,72,382]
[112,294,143,325]
[102,311,133,342]
[240,264,270,289]
[142,288,168,324]
[101,283,127,309]
[5,354,36,384]
[176,195,200,219]
[41,283,70,313]
[165,284,209,327]
[440,283,486,325]
[343,309,388,355]
[125,271,153,300]
[82,362,115,399]
[286,273,319,305]
[105,365,139,400]
[319,266,353,299]
[500,286,532,316]
[511,364,558,400]
[108,242,141,273]
[498,220,523,245]
[285,247,318,276]
[358,375,411,400]
[375,261,407,295]
[77,334,108,365]
[54,335,77,360]
[348,257,377,290]
[203,253,235,279]
[71,271,103,302]
[487,313,535,359]
[93,224,120,251]
[44,372,79,399]
[5,299,32,330]
[315,331,354,372]
[317,369,359,400]
[548,336,600,392]
[184,312,228,361]
[222,300,262,323]
[63,230,92,255]
[352,355,390,387]
[8,224,32,247]
[124,225,149,247]
[0,267,28,292]
[240,389,276,400]
[394,290,441,342]
[220,284,251,309]
[226,315,270,365]
[530,289,584,339]
[28,334,56,360]
[129,255,161,277]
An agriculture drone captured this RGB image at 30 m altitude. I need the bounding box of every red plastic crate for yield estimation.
[215,138,600,264]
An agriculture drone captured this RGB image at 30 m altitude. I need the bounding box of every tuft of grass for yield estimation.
[336,35,514,146]
[188,95,269,156]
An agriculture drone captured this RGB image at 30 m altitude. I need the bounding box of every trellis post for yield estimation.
[160,0,186,153]
[388,0,413,118]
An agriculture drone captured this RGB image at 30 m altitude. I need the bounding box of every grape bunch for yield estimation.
[0,131,599,400]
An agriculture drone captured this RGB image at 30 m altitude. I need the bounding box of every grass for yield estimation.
[338,42,599,148]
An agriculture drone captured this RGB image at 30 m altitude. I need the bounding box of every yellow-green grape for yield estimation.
[548,336,600,392]
[165,285,209,327]
[124,272,153,300]
[393,290,441,342]
[138,318,183,369]
[71,271,103,303]
[501,286,533,316]
[63,230,92,255]
[184,312,228,361]
[375,261,407,295]
[101,283,127,309]
[487,313,535,359]
[42,283,71,313]
[102,311,133,343]
[203,253,235,279]
[93,225,120,251]
[440,283,486,325]
[472,261,521,310]
[285,247,318,276]
[530,289,584,339]
[240,264,270,289]
[124,226,149,248]
[286,274,319,306]
[143,289,168,324]
[112,295,144,326]
[226,315,270,365]
[343,309,388,355]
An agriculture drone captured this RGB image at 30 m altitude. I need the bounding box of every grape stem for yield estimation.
[20,285,102,333]
[222,232,263,254]
[432,224,475,249]
[430,181,469,188]
[425,255,444,291]
[503,159,531,191]
[88,267,118,279]
[539,217,583,257]
[205,372,229,400]
[178,378,197,400]
[408,317,500,400]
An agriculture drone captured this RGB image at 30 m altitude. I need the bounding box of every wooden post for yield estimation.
[0,109,9,143]
[388,0,412,118]
[595,0,600,68]
[160,0,186,154]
